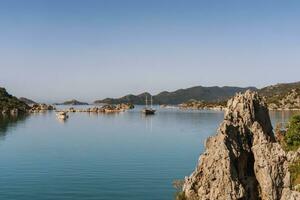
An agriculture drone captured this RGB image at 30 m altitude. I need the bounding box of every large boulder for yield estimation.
[183,90,300,200]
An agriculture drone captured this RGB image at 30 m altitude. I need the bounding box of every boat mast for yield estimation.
[151,95,153,108]
[145,95,148,108]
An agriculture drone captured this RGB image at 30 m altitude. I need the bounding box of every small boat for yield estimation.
[142,95,156,115]
[56,111,69,120]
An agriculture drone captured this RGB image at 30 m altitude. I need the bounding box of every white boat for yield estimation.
[56,111,69,120]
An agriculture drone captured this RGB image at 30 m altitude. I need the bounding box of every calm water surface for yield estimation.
[0,106,299,200]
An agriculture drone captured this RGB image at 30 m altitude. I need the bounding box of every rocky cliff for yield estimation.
[183,90,300,200]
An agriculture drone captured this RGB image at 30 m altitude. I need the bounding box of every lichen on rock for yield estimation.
[183,90,300,200]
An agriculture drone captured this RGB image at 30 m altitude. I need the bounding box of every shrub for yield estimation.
[284,115,300,151]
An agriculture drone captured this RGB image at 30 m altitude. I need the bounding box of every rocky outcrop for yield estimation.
[29,104,55,113]
[183,90,300,200]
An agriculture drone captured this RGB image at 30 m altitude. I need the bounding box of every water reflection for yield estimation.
[0,114,29,140]
[57,117,68,124]
[142,114,154,132]
[269,110,300,126]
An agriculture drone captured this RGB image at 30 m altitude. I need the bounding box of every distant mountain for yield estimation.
[19,97,36,105]
[0,87,29,113]
[94,86,257,105]
[55,99,89,105]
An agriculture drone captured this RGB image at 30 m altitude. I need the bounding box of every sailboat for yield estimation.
[142,95,156,115]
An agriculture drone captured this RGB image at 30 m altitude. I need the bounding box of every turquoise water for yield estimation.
[0,107,298,200]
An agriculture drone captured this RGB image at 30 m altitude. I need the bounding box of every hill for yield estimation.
[259,81,300,98]
[0,87,29,113]
[258,81,300,110]
[94,86,256,105]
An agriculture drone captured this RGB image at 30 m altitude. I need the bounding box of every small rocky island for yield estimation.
[55,99,89,105]
[182,91,300,200]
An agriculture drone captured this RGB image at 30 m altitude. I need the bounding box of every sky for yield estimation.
[0,0,300,103]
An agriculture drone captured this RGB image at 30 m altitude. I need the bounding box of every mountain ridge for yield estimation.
[94,86,257,105]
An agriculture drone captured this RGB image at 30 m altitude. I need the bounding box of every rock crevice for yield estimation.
[183,91,300,200]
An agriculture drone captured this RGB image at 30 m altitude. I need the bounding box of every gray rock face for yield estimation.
[183,90,300,200]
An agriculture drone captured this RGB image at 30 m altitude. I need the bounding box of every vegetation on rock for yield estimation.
[280,114,300,192]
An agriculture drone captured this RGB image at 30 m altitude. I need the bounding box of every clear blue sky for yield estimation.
[1,0,300,102]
